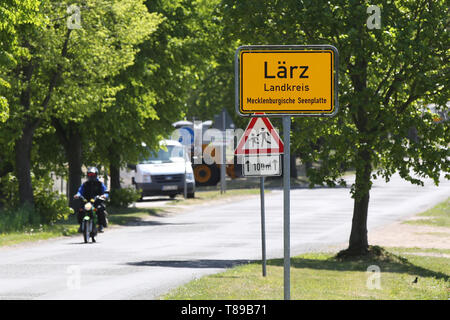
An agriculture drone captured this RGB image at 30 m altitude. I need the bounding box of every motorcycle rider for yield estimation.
[74,167,109,233]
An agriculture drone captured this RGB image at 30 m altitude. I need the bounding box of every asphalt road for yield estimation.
[0,173,448,300]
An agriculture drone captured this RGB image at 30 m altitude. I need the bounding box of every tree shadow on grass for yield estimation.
[266,249,449,282]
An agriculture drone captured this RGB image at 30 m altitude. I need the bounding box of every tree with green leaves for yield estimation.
[0,0,43,123]
[0,0,161,208]
[87,0,224,192]
[0,0,42,204]
[218,0,449,255]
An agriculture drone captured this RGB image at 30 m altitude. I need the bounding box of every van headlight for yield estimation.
[143,174,152,183]
[186,172,194,182]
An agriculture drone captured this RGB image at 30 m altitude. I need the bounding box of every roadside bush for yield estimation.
[0,172,72,231]
[32,173,73,224]
[108,187,142,208]
[0,173,19,208]
[0,203,40,233]
[34,188,73,224]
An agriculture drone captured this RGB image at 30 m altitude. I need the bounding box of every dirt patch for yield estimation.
[369,220,450,249]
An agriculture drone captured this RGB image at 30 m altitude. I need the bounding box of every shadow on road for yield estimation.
[126,259,255,269]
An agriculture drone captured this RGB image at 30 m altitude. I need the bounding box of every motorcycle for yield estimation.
[76,195,106,243]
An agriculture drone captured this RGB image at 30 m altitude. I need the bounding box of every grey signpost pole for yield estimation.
[221,109,226,194]
[184,145,188,199]
[282,115,291,300]
[260,176,267,277]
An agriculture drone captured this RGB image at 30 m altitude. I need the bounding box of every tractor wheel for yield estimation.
[193,164,220,186]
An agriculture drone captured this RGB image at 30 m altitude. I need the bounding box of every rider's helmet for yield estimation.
[87,167,99,182]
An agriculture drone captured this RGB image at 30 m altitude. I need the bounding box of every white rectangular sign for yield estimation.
[243,155,281,176]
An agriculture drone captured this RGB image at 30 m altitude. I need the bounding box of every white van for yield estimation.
[131,140,195,199]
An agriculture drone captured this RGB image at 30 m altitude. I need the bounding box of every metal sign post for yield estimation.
[282,115,291,300]
[220,109,226,194]
[183,145,188,199]
[260,176,267,277]
[236,116,283,279]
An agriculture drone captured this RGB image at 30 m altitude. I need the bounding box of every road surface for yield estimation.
[0,173,448,299]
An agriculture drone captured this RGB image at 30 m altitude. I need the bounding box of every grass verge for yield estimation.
[163,246,449,300]
[0,220,78,247]
[0,206,164,247]
[171,188,264,206]
[403,197,450,227]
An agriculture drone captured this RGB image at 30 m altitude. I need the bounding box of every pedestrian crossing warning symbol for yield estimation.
[234,117,284,155]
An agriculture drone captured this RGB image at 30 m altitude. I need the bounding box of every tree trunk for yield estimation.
[344,17,371,256]
[109,163,121,191]
[108,139,121,191]
[347,148,372,255]
[66,135,83,209]
[15,124,36,206]
[52,119,82,209]
[290,154,298,178]
[67,125,82,209]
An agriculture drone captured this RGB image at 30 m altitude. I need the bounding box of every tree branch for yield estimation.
[41,29,72,113]
[51,117,70,150]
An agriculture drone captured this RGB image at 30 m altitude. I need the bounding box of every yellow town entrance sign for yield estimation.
[235,45,338,117]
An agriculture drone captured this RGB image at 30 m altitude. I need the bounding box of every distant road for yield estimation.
[0,173,448,299]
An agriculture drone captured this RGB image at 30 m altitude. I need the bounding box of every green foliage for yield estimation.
[0,0,163,207]
[88,0,219,173]
[108,187,142,208]
[34,185,73,224]
[0,173,18,207]
[0,0,162,125]
[0,172,72,227]
[0,0,41,114]
[218,0,449,198]
[0,96,8,122]
[0,204,41,233]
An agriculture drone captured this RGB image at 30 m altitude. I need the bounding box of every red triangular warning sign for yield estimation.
[234,117,284,155]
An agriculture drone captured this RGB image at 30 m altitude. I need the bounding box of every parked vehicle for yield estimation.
[130,140,195,199]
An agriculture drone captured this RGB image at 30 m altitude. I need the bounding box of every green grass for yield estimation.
[0,221,78,247]
[403,197,450,227]
[0,206,164,247]
[163,247,450,300]
[164,197,450,300]
[172,188,264,206]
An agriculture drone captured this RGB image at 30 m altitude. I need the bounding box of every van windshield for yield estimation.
[141,145,185,164]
